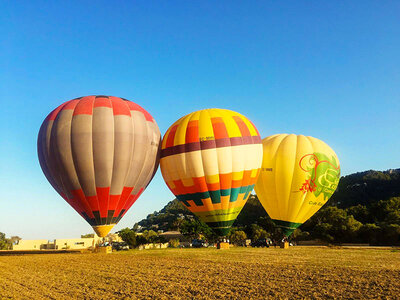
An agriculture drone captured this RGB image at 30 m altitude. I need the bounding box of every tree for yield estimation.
[81,234,94,238]
[10,236,21,245]
[304,207,362,243]
[142,230,158,243]
[124,169,400,245]
[358,223,380,245]
[180,219,213,240]
[229,230,247,246]
[0,232,11,250]
[171,218,185,231]
[346,205,371,224]
[118,228,137,248]
[254,228,269,240]
[377,224,400,246]
[373,197,400,224]
[291,229,310,242]
[169,239,180,248]
[136,235,148,246]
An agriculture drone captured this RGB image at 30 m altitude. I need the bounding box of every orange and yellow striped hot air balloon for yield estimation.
[160,109,263,236]
[38,95,160,237]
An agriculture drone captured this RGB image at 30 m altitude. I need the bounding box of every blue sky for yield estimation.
[1,1,399,239]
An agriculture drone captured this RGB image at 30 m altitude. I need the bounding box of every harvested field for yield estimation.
[0,247,399,299]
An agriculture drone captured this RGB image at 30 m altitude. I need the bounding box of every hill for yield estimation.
[328,168,400,208]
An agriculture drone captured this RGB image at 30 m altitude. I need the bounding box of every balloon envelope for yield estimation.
[160,109,263,236]
[38,95,160,237]
[254,134,340,237]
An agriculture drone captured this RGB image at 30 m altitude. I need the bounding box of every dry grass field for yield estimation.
[0,247,399,299]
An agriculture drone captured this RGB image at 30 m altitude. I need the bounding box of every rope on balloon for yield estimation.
[299,154,340,194]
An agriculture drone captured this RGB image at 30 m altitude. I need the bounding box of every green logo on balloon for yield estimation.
[299,153,340,200]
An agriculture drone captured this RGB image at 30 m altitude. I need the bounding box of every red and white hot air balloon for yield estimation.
[37,95,160,237]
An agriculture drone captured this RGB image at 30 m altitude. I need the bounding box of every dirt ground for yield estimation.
[0,247,399,299]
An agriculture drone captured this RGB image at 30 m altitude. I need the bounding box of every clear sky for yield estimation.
[1,1,399,239]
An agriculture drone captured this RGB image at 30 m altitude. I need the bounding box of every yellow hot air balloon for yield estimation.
[254,134,340,237]
[160,109,263,236]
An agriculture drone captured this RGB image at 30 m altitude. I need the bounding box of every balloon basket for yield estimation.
[217,242,230,250]
[280,241,289,249]
[94,245,112,254]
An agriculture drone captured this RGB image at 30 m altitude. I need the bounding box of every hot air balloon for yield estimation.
[37,95,160,237]
[254,134,340,237]
[160,109,263,236]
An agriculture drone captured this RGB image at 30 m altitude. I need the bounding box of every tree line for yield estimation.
[124,169,400,246]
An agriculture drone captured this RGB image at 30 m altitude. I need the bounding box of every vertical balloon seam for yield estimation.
[52,101,85,217]
[179,112,194,202]
[217,111,234,222]
[40,101,70,200]
[227,112,246,230]
[69,98,97,224]
[130,117,153,198]
[171,117,189,209]
[105,97,117,225]
[160,126,176,203]
[145,136,161,189]
[199,110,211,212]
[277,134,290,222]
[258,135,271,219]
[130,112,159,219]
[116,111,143,223]
[272,134,284,222]
[187,111,209,213]
[141,114,156,182]
[50,102,81,215]
[38,123,59,197]
[257,135,273,220]
[109,97,118,224]
[199,109,222,232]
[101,96,114,225]
[38,122,64,201]
[56,101,85,217]
[112,97,133,224]
[70,99,96,223]
[142,129,160,188]
[216,110,231,227]
[145,117,161,189]
[91,96,103,224]
[282,135,296,222]
[274,133,288,222]
[286,134,300,223]
[307,136,340,222]
[291,135,313,223]
[111,99,135,224]
[291,135,314,224]
[185,111,201,211]
[83,96,101,225]
[258,140,273,219]
[293,136,311,224]
[207,109,223,217]
[298,136,327,223]
[52,106,82,217]
[254,141,268,220]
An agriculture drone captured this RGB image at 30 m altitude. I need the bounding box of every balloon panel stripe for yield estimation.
[161,136,261,158]
[211,117,229,139]
[175,184,255,207]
